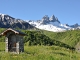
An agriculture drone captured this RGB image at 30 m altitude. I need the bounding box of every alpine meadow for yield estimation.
[0,28,80,60]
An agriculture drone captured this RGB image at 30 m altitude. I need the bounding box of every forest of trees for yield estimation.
[23,30,75,50]
[0,28,76,50]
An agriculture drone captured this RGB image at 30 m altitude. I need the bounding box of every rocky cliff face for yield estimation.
[0,14,34,29]
[49,15,60,23]
[40,15,60,24]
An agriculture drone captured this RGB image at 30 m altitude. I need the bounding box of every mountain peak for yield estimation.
[49,15,60,23]
[41,15,49,24]
[49,15,55,21]
[40,15,60,24]
[70,23,79,28]
[0,14,35,29]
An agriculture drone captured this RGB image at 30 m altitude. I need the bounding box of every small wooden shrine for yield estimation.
[0,28,25,54]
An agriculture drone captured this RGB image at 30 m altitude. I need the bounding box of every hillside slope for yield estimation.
[42,30,80,47]
[0,28,80,50]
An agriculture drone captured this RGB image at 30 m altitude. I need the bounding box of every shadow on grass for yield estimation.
[53,52,67,56]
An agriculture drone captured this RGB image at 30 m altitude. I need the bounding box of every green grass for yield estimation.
[42,30,80,47]
[0,42,5,51]
[0,28,80,60]
[0,42,80,60]
[0,28,80,47]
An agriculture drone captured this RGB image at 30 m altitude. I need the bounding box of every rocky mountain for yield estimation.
[37,15,60,24]
[49,15,60,23]
[28,15,80,32]
[0,13,35,29]
[70,23,79,28]
[0,13,80,32]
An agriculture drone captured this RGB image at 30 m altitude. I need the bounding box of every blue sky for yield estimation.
[0,0,80,25]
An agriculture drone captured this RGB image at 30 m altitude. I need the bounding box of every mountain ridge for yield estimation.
[0,13,35,29]
[28,15,80,32]
[0,13,80,32]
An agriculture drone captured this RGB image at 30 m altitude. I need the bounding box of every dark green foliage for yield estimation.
[23,30,75,50]
[0,28,79,50]
[24,31,52,46]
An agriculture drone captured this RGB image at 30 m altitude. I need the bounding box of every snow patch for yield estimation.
[28,21,71,32]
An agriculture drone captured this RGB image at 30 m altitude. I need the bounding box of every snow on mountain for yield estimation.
[0,13,79,32]
[0,13,35,29]
[27,15,72,32]
[28,21,71,32]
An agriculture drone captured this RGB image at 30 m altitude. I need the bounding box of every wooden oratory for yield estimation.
[1,28,25,54]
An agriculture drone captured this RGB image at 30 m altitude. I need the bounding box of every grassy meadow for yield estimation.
[0,42,80,60]
[42,30,80,47]
[0,28,80,60]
